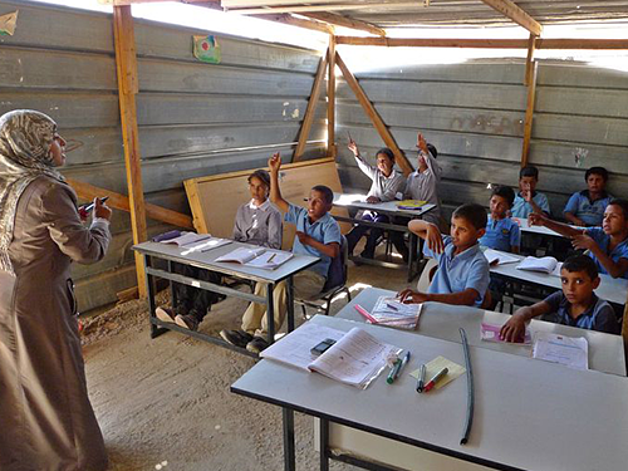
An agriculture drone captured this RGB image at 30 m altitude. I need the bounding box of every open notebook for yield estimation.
[260,322,401,389]
[215,247,293,270]
[483,248,520,266]
[516,256,562,276]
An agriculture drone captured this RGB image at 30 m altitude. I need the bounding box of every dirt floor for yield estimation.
[81,257,413,471]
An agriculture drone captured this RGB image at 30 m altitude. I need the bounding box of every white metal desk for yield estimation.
[133,241,318,355]
[231,315,628,471]
[332,192,436,282]
[488,250,628,307]
[339,287,625,375]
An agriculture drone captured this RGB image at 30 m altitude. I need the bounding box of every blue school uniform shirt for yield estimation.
[479,216,521,252]
[511,191,550,218]
[564,190,612,226]
[543,291,618,334]
[285,203,342,279]
[423,236,490,307]
[585,227,628,279]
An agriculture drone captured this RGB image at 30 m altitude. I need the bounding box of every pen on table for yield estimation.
[385,303,399,311]
[423,367,449,393]
[387,351,411,384]
[416,363,426,393]
[354,304,378,324]
[267,253,276,263]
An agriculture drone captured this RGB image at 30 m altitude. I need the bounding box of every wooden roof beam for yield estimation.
[302,12,386,37]
[480,0,542,35]
[255,13,334,34]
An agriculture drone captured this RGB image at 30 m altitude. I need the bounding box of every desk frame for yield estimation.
[135,246,315,357]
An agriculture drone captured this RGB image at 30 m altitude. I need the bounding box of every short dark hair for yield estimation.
[585,166,608,182]
[562,254,598,281]
[519,165,539,179]
[491,185,516,208]
[452,203,488,230]
[248,169,270,188]
[609,198,628,220]
[311,185,334,205]
[426,143,438,159]
[376,147,395,163]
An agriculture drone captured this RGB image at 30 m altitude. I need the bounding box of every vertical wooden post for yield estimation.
[293,51,329,162]
[524,33,537,86]
[113,5,148,298]
[327,34,336,158]
[520,51,538,168]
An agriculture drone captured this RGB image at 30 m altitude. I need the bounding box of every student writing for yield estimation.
[398,204,490,307]
[500,255,618,339]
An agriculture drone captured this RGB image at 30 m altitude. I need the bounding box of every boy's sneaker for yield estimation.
[246,336,270,354]
[175,313,199,331]
[219,329,254,348]
[155,307,176,323]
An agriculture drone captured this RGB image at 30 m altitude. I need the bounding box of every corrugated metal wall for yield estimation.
[0,0,325,311]
[336,59,628,218]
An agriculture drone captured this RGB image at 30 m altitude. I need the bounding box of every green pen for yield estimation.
[387,359,401,384]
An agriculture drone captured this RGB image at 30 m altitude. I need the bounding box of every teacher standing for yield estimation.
[0,110,111,470]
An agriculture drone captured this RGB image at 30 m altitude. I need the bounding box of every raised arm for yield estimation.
[348,137,376,180]
[408,219,444,254]
[572,231,628,278]
[268,152,289,213]
[529,213,582,237]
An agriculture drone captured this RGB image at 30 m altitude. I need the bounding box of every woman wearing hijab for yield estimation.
[0,110,112,470]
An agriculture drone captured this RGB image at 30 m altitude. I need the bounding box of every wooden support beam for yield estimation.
[336,36,628,49]
[65,178,194,229]
[520,60,538,168]
[480,0,542,35]
[327,35,337,158]
[293,51,328,162]
[113,5,148,298]
[335,51,412,176]
[255,13,334,34]
[302,12,386,37]
[524,32,537,86]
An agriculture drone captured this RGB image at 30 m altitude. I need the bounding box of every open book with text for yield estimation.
[260,322,401,389]
[215,247,293,270]
[516,256,562,275]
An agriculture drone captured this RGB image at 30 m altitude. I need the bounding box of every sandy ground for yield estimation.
[82,258,414,471]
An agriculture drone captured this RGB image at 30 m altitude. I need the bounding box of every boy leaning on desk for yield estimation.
[397,203,491,308]
[529,198,628,279]
[500,255,619,340]
[220,152,342,354]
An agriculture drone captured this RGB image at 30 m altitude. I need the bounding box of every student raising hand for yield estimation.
[571,230,597,251]
[416,132,429,154]
[268,152,281,173]
[347,137,359,157]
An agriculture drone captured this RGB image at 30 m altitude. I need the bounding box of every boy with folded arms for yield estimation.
[500,255,618,339]
[398,203,490,307]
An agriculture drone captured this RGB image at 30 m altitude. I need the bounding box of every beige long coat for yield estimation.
[0,176,111,471]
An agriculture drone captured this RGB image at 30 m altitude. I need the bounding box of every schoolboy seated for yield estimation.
[564,166,612,227]
[480,185,520,253]
[500,255,619,339]
[530,198,628,279]
[511,165,550,218]
[220,152,341,354]
[345,139,406,259]
[398,204,490,307]
[156,169,283,331]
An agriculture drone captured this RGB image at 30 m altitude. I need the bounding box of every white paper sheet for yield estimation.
[532,332,589,370]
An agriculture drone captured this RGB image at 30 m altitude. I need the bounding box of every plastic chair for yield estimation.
[296,236,352,317]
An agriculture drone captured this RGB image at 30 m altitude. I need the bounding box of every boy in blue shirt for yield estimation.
[480,185,521,253]
[220,152,341,353]
[530,199,628,279]
[511,165,550,218]
[500,255,618,339]
[564,166,612,227]
[398,204,490,307]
